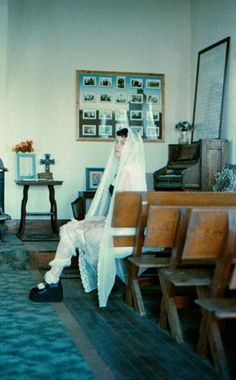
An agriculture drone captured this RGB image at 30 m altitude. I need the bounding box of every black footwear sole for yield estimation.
[29,281,63,302]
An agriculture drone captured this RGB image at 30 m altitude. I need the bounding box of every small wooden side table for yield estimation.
[15,179,63,237]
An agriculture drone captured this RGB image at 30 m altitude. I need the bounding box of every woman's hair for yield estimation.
[116,128,128,138]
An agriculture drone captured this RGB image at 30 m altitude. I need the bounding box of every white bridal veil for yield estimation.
[85,127,147,307]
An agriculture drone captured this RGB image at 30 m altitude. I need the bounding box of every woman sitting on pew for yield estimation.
[29,127,147,307]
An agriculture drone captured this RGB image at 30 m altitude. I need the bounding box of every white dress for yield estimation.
[45,128,147,307]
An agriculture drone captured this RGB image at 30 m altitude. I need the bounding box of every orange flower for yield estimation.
[12,139,34,153]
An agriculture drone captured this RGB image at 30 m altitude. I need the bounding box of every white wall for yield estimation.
[191,0,236,161]
[0,0,8,149]
[2,0,192,219]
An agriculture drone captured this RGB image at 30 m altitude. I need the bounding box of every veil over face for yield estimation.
[83,128,147,307]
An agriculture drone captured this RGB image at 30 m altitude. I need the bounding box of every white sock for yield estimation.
[37,282,46,289]
[44,267,62,285]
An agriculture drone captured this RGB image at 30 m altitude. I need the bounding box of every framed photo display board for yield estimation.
[76,70,165,142]
[192,37,230,142]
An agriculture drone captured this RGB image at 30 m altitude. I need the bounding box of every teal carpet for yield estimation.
[0,269,95,380]
[0,234,27,270]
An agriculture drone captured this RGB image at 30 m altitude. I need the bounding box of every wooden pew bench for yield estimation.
[125,191,236,317]
[158,207,236,342]
[126,205,185,316]
[195,259,236,379]
[112,191,236,375]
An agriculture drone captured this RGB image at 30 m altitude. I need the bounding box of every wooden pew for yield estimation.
[158,207,236,346]
[195,259,236,379]
[126,191,236,316]
[126,204,185,316]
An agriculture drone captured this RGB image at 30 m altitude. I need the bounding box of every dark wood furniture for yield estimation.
[158,207,233,343]
[71,191,95,220]
[153,139,228,191]
[125,191,236,316]
[195,256,236,378]
[126,204,184,316]
[15,179,63,237]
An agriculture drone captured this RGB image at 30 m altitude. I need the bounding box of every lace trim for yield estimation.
[97,231,116,308]
[78,250,96,292]
[59,221,80,257]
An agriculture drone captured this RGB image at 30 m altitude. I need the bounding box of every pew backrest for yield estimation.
[112,191,236,259]
[181,208,228,261]
[111,191,142,248]
[147,191,236,207]
[144,205,183,249]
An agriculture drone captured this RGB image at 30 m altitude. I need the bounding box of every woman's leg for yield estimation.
[29,220,79,302]
[29,218,105,302]
[44,239,76,284]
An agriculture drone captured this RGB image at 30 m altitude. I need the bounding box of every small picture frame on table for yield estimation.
[16,153,36,180]
[86,167,104,191]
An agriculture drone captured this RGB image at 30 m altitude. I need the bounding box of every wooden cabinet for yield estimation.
[153,139,228,191]
[200,139,228,190]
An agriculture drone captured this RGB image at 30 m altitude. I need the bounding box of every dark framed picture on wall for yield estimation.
[76,70,165,142]
[86,167,104,191]
[192,37,230,142]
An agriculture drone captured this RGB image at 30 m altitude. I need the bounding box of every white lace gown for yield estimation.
[71,218,105,293]
[47,216,105,290]
[46,128,147,307]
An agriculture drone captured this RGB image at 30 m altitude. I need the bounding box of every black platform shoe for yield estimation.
[29,281,63,302]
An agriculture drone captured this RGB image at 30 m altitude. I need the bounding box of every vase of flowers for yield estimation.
[12,139,34,153]
[175,121,193,145]
[12,140,36,179]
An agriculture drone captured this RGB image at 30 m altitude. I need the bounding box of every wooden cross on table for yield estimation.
[40,153,55,173]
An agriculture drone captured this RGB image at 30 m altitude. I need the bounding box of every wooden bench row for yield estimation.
[111,191,236,379]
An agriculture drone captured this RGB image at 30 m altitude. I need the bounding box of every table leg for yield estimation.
[17,185,29,238]
[48,185,59,234]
